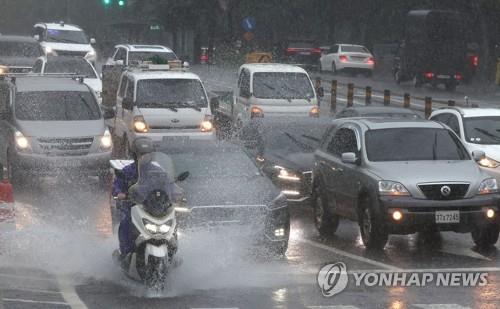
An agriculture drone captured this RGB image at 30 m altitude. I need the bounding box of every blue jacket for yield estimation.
[112,163,138,197]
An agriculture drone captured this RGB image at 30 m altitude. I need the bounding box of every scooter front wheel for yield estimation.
[144,256,168,290]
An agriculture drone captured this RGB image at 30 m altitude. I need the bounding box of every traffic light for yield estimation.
[118,0,125,6]
[103,0,111,5]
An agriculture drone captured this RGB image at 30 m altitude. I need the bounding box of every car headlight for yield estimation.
[100,129,112,150]
[15,131,30,151]
[0,65,8,75]
[142,218,171,234]
[477,156,500,168]
[275,165,300,182]
[268,193,287,210]
[44,46,56,55]
[378,180,410,196]
[478,178,498,195]
[200,120,213,132]
[133,115,149,133]
[86,50,96,58]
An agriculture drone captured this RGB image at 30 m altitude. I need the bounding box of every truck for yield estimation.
[393,10,468,91]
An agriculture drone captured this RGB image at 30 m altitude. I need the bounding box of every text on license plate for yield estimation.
[435,210,460,223]
[162,136,190,142]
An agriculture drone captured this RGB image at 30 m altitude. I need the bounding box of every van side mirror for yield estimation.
[341,152,359,164]
[102,106,116,119]
[472,150,486,161]
[34,34,40,41]
[116,60,124,66]
[122,97,134,110]
[90,38,96,44]
[176,171,190,182]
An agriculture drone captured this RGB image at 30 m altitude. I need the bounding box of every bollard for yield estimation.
[403,93,410,108]
[330,80,337,114]
[365,86,372,105]
[315,77,324,107]
[383,89,390,106]
[448,100,455,107]
[424,97,432,119]
[347,83,354,107]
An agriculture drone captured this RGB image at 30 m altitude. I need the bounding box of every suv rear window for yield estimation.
[341,45,369,53]
[365,128,470,162]
[15,91,100,121]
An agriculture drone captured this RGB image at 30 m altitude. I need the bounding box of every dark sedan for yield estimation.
[157,140,289,255]
[335,106,421,119]
[240,117,330,203]
[0,35,43,73]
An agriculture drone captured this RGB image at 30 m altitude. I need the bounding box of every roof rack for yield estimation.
[127,60,189,72]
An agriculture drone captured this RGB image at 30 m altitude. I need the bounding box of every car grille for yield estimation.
[55,50,88,57]
[418,183,470,200]
[38,137,94,154]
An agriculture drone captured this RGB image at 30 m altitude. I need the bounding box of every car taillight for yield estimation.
[312,48,322,54]
[367,57,375,65]
[309,106,319,118]
[424,72,434,79]
[339,55,348,62]
[286,48,299,55]
[250,106,264,119]
[455,73,463,81]
[471,55,479,67]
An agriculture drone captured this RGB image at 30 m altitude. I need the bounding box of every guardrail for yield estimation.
[315,77,477,118]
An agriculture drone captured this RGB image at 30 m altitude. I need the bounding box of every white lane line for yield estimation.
[414,304,471,309]
[439,244,492,261]
[1,287,61,294]
[298,239,402,271]
[57,277,88,309]
[2,298,69,306]
[0,273,57,282]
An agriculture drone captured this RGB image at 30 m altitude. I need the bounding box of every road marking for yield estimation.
[1,287,61,294]
[57,277,89,309]
[298,239,402,271]
[439,243,492,261]
[414,305,471,309]
[2,298,69,306]
[0,273,57,282]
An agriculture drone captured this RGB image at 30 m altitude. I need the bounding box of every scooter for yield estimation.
[110,154,188,290]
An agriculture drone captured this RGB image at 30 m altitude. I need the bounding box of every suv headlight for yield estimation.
[478,156,500,168]
[15,131,31,152]
[133,115,149,133]
[478,178,498,195]
[44,46,57,55]
[100,129,112,150]
[378,180,410,196]
[275,166,300,182]
[142,218,172,234]
[268,193,287,210]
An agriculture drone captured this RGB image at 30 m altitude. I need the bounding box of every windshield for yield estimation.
[341,45,369,53]
[136,79,208,108]
[15,91,100,121]
[366,128,470,161]
[128,51,177,64]
[252,72,314,100]
[464,116,500,145]
[46,29,89,44]
[0,41,43,57]
[44,59,97,78]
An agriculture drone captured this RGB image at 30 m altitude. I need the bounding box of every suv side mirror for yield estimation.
[90,38,96,44]
[102,106,116,119]
[34,34,40,41]
[115,60,124,66]
[176,171,190,182]
[472,150,486,161]
[341,152,359,164]
[122,97,134,110]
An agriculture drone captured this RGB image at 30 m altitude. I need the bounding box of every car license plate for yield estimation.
[435,210,460,223]
[437,75,451,79]
[299,51,311,55]
[60,160,81,168]
[162,136,190,143]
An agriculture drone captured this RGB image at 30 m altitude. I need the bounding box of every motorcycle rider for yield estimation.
[112,137,155,259]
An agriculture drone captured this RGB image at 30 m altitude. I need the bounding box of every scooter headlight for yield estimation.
[142,218,172,234]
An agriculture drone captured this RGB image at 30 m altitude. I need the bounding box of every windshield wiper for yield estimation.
[143,102,178,111]
[474,127,500,142]
[167,101,202,112]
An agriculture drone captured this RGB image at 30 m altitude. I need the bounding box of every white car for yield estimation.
[112,64,215,156]
[32,56,102,103]
[319,44,374,76]
[33,22,97,64]
[430,107,500,182]
[107,44,178,67]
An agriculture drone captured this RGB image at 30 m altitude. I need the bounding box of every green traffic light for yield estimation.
[103,0,111,5]
[118,0,125,6]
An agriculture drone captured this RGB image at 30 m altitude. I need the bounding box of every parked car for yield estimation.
[32,55,102,103]
[335,106,421,119]
[33,22,97,65]
[313,118,500,249]
[0,76,113,183]
[157,140,290,255]
[106,44,178,67]
[430,107,500,183]
[240,117,330,202]
[319,44,374,76]
[0,35,44,73]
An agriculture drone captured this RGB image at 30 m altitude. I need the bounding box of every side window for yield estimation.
[32,60,43,73]
[331,45,339,54]
[118,75,127,97]
[125,79,134,100]
[33,26,44,40]
[447,115,461,136]
[321,125,337,150]
[327,127,358,157]
[114,48,126,61]
[239,69,251,98]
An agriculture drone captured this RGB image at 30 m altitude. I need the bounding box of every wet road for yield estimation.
[1,177,500,308]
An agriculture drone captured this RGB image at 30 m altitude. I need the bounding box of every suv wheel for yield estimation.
[359,197,388,250]
[312,184,339,236]
[471,225,500,248]
[331,62,337,75]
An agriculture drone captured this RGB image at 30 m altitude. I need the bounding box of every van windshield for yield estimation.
[46,29,89,44]
[136,79,208,108]
[15,91,101,121]
[253,72,314,100]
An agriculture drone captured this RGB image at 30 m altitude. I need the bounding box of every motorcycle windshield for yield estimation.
[129,152,180,216]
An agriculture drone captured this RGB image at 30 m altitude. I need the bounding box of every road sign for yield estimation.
[241,17,256,32]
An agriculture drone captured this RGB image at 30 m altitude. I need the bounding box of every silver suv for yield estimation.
[0,76,113,183]
[313,118,500,250]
